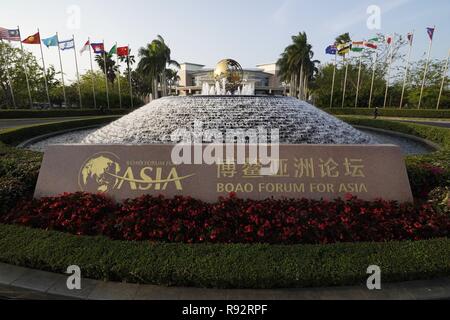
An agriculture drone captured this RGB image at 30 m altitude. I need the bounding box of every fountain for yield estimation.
[82,58,374,145]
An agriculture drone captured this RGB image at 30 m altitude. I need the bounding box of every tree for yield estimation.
[95,53,118,84]
[165,68,180,95]
[277,32,319,100]
[0,41,52,108]
[137,35,179,99]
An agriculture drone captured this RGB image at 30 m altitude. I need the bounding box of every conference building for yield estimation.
[175,62,287,96]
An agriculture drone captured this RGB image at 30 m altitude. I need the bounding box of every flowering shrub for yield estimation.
[2,192,449,244]
[407,163,450,199]
[2,192,117,236]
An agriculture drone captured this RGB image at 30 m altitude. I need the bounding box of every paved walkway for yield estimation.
[1,263,449,300]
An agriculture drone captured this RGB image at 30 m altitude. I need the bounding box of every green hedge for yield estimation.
[0,223,449,289]
[339,116,450,162]
[0,116,119,146]
[326,108,450,119]
[0,108,134,119]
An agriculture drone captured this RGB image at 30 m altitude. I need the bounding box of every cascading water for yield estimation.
[82,96,375,145]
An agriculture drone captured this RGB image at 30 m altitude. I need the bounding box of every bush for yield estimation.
[3,193,449,244]
[0,223,450,288]
[0,116,120,146]
[325,108,450,119]
[0,108,135,119]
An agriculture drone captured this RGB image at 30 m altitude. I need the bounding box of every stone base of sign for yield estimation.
[34,144,413,203]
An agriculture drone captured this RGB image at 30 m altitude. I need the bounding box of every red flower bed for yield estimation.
[2,192,449,244]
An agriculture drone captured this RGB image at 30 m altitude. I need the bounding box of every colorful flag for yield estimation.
[325,45,336,55]
[22,32,40,45]
[386,35,393,45]
[59,39,74,51]
[351,41,364,52]
[0,27,20,41]
[42,34,58,48]
[109,44,117,55]
[426,27,435,40]
[364,41,378,49]
[91,42,105,54]
[337,42,351,56]
[407,32,414,45]
[80,40,90,55]
[368,37,379,42]
[117,46,129,57]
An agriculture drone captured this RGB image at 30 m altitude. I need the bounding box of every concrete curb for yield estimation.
[17,125,103,148]
[1,262,449,300]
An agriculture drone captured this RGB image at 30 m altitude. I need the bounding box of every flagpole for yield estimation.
[127,44,134,108]
[341,54,349,108]
[1,40,16,109]
[355,53,363,108]
[418,26,435,109]
[437,49,450,110]
[88,37,97,109]
[400,31,414,109]
[18,26,33,108]
[115,42,122,109]
[329,53,337,108]
[383,35,394,108]
[72,35,82,109]
[368,52,377,109]
[56,32,67,107]
[38,28,51,107]
[103,40,110,109]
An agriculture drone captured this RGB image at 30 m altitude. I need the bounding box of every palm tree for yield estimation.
[166,68,180,95]
[277,32,320,100]
[95,53,118,84]
[137,35,179,99]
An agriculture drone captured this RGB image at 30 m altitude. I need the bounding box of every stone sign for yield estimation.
[34,144,413,202]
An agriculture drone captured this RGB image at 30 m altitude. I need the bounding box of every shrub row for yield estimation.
[0,108,134,119]
[1,222,450,289]
[326,108,450,119]
[0,116,120,146]
[2,192,449,245]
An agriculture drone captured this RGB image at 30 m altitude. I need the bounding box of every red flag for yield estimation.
[22,32,40,45]
[117,46,129,57]
[386,36,393,45]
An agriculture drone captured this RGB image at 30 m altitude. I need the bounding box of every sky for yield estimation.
[1,0,449,82]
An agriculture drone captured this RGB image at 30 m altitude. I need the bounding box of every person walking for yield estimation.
[374,107,379,120]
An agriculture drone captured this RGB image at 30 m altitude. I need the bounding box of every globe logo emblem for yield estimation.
[78,153,121,193]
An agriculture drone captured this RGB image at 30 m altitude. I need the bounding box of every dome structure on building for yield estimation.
[82,96,374,145]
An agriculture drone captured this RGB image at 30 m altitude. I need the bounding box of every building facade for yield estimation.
[176,62,287,96]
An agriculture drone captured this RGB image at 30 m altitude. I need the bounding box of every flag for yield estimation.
[386,35,393,45]
[22,32,40,45]
[80,40,90,55]
[351,41,364,52]
[91,42,105,54]
[364,41,378,49]
[0,27,20,41]
[368,37,379,42]
[337,42,351,56]
[117,46,129,57]
[59,39,74,51]
[407,32,414,45]
[427,27,435,40]
[325,45,336,55]
[42,34,58,48]
[109,44,117,55]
